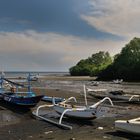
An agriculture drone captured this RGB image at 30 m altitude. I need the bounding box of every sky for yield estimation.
[0,0,140,71]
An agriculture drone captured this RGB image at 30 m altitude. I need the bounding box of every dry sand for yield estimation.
[0,76,140,140]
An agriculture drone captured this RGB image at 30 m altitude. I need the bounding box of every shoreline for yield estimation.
[8,76,96,82]
[41,76,95,81]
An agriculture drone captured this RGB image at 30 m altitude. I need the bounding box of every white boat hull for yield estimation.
[54,105,96,119]
[115,118,140,134]
[89,92,140,102]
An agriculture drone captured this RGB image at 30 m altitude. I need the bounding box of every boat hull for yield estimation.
[115,119,140,134]
[54,105,96,119]
[42,96,64,103]
[2,93,43,107]
[89,93,140,102]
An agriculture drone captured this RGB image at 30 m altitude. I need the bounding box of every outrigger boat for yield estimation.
[113,79,123,84]
[88,81,100,86]
[0,73,43,107]
[115,117,140,134]
[88,87,140,103]
[32,85,113,129]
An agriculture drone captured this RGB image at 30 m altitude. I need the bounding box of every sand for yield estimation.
[0,76,140,140]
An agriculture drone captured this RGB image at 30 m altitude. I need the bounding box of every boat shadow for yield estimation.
[0,100,31,114]
[106,131,140,140]
[63,117,94,127]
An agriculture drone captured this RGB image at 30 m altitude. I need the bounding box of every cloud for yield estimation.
[0,0,135,71]
[0,0,120,39]
[0,31,126,71]
[81,0,140,39]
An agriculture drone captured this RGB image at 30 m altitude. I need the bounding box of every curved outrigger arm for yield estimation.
[34,103,73,130]
[58,96,77,105]
[59,108,73,124]
[129,95,140,101]
[59,107,86,124]
[90,97,114,109]
[35,104,54,116]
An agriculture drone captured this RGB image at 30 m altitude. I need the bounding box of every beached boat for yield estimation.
[115,117,140,134]
[88,81,100,86]
[42,96,65,103]
[2,92,43,107]
[53,98,96,120]
[86,87,107,93]
[30,74,39,81]
[33,85,113,129]
[1,73,43,107]
[88,88,140,103]
[113,79,123,84]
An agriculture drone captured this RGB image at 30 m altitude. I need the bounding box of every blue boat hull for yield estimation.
[2,93,43,107]
[42,96,64,103]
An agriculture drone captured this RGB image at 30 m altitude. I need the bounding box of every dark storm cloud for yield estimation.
[0,0,120,39]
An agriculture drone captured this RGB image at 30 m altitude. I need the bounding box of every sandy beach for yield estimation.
[0,76,140,140]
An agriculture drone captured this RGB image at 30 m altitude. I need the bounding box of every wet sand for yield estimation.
[0,76,140,140]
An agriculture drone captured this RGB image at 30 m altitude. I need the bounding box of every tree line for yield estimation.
[69,37,140,81]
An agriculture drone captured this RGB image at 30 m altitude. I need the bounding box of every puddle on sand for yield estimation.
[0,110,20,126]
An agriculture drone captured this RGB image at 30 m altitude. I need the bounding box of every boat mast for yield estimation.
[83,85,88,106]
[27,73,31,93]
[0,75,3,88]
[0,71,4,88]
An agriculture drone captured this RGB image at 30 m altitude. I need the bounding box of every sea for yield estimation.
[3,71,69,78]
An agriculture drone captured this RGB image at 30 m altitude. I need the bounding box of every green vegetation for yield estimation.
[69,51,112,76]
[98,37,140,81]
[69,37,140,81]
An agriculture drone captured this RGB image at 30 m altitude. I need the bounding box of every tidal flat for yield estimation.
[0,76,140,140]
